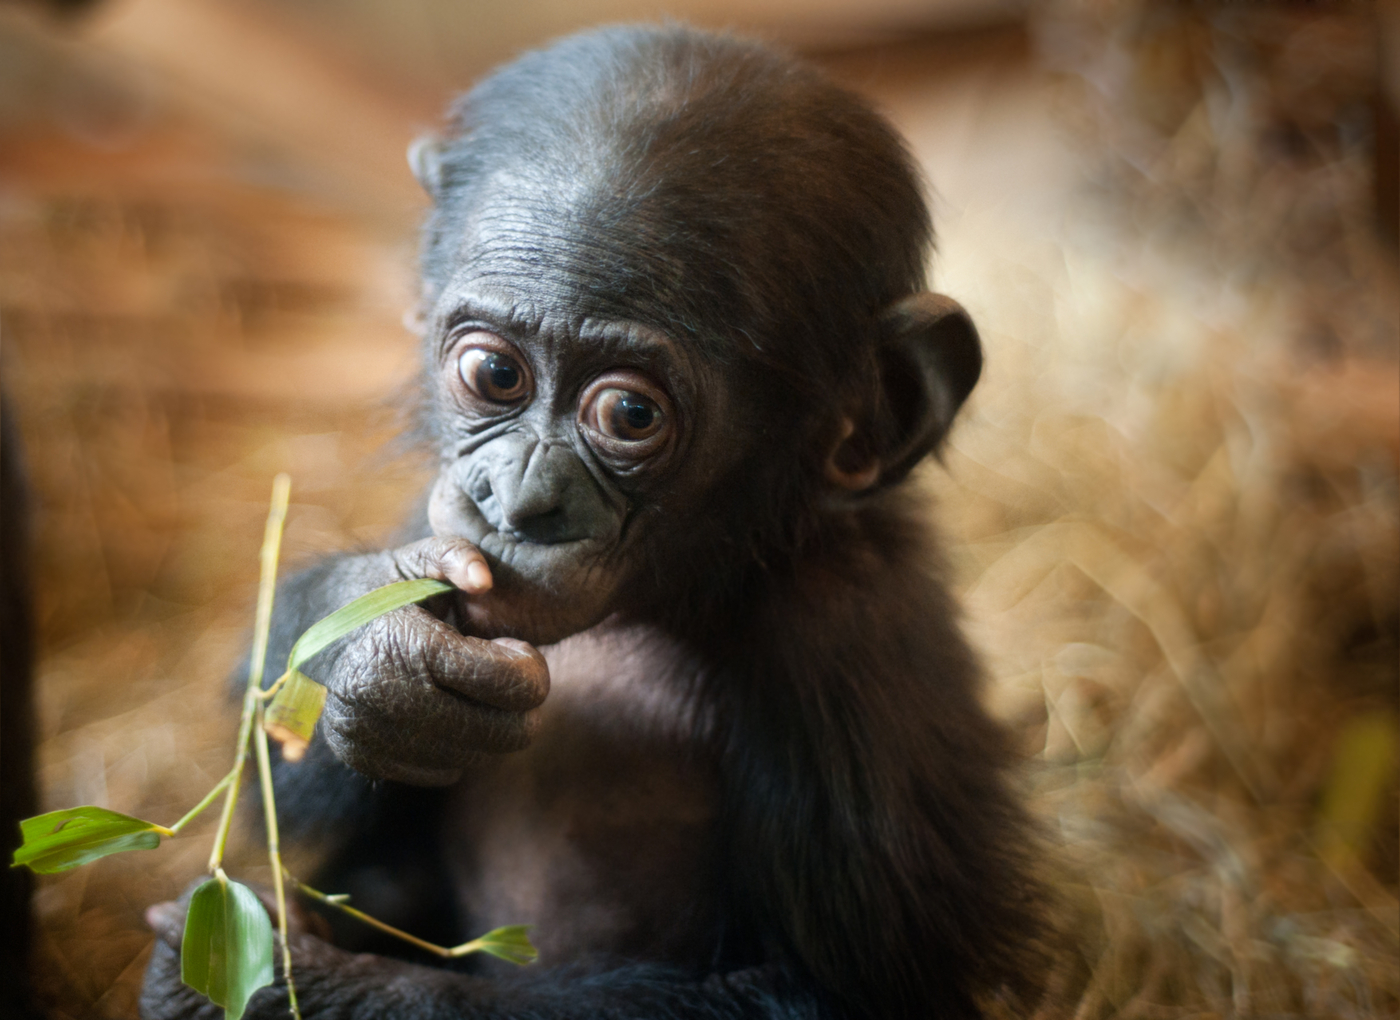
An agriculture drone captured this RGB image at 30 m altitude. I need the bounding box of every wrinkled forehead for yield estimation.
[437,163,747,353]
[444,169,676,318]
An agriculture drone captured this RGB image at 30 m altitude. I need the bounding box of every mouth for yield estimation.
[428,486,623,643]
[469,488,603,546]
[474,529,615,596]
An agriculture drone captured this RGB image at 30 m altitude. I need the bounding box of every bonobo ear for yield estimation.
[407,134,443,197]
[825,293,981,492]
[874,292,981,483]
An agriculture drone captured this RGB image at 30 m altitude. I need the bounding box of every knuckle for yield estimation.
[328,617,422,690]
[498,653,549,709]
[521,658,551,702]
[391,535,480,580]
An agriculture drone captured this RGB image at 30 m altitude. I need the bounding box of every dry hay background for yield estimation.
[0,2,1395,1018]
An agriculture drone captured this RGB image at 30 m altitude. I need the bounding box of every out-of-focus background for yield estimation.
[0,0,1395,1017]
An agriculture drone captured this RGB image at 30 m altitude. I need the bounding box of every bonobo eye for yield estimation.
[458,344,531,404]
[578,372,675,460]
[595,389,662,441]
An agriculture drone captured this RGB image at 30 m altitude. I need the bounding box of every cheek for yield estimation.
[427,472,459,536]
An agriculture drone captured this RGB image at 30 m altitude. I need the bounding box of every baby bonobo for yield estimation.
[142,24,1043,1020]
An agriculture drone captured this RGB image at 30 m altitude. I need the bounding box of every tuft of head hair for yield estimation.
[418,25,933,402]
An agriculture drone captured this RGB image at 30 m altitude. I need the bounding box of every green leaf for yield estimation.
[12,807,169,874]
[181,875,274,1020]
[263,578,454,754]
[263,670,327,760]
[287,578,453,671]
[472,924,538,965]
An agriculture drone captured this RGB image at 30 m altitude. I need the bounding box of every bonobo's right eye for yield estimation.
[456,336,531,405]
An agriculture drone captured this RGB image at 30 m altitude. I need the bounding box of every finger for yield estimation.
[392,536,493,594]
[321,691,487,780]
[323,644,538,768]
[321,650,518,771]
[319,609,549,776]
[403,610,550,713]
[143,875,210,949]
[369,757,468,786]
[326,674,530,761]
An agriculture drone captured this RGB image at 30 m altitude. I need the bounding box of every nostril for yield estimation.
[505,507,577,545]
[473,441,591,544]
[467,473,493,503]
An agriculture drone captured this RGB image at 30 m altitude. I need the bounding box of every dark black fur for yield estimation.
[142,25,1043,1020]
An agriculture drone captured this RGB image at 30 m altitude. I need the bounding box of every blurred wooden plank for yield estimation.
[90,0,436,231]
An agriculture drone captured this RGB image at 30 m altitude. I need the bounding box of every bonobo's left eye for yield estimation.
[578,372,675,462]
[593,390,663,441]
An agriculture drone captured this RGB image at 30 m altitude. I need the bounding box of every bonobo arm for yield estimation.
[141,916,833,1020]
[713,506,1046,1020]
[259,537,549,817]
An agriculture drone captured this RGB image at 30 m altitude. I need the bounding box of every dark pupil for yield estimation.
[484,356,519,393]
[618,397,654,431]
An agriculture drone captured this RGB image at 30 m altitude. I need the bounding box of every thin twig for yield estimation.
[287,872,489,959]
[208,474,291,873]
[254,672,290,701]
[256,713,302,1017]
[166,768,237,835]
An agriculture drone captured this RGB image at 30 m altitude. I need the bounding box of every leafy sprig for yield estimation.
[11,476,536,1019]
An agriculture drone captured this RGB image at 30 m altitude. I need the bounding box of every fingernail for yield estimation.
[466,560,492,592]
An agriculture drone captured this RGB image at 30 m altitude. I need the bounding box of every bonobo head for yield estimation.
[409,25,981,645]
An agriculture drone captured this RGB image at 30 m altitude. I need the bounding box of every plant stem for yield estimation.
[287,873,485,959]
[208,473,291,874]
[255,712,301,1018]
[166,768,238,835]
[254,672,291,701]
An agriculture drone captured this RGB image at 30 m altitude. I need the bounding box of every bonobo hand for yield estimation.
[143,881,519,1019]
[308,536,550,786]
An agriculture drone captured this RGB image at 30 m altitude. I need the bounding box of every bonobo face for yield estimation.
[423,238,732,646]
[412,39,976,646]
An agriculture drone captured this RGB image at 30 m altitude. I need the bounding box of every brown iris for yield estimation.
[459,347,530,404]
[592,389,663,441]
[578,372,675,461]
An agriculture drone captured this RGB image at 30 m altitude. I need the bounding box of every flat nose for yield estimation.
[481,439,588,544]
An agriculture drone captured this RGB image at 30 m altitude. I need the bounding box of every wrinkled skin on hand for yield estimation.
[309,537,550,786]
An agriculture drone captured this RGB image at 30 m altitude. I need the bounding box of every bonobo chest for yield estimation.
[441,622,723,969]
